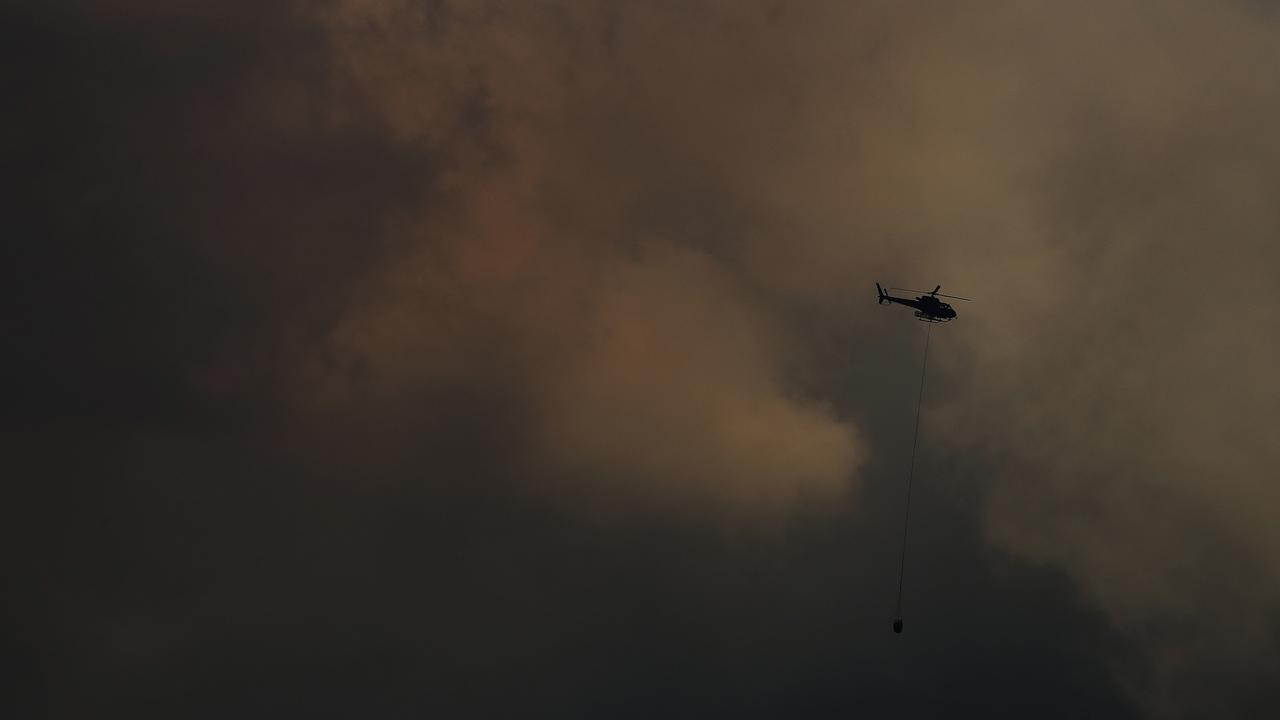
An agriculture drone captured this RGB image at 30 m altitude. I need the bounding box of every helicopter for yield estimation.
[876,283,971,322]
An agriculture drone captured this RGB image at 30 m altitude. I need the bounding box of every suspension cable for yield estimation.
[894,322,932,632]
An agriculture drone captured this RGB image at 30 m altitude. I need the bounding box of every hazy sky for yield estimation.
[7,1,1280,717]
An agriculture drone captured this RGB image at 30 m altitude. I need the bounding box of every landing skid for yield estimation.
[913,312,952,323]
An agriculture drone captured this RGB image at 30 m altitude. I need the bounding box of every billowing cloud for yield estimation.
[299,0,866,511]
[307,0,1280,711]
[8,0,1280,717]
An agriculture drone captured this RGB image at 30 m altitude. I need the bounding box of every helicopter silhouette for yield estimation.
[876,283,971,322]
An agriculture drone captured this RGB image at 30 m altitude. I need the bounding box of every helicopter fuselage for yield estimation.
[881,294,956,321]
[876,283,968,322]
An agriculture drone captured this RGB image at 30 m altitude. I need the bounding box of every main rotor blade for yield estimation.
[889,287,972,301]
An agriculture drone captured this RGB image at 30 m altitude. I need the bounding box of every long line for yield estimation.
[895,322,932,621]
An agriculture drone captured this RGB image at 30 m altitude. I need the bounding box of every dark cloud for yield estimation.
[6,1,1279,717]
